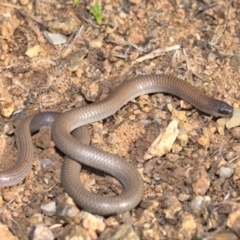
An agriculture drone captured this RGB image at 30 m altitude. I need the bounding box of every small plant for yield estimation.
[72,0,79,4]
[90,2,103,25]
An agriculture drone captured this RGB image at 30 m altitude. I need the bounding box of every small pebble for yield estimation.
[219,165,234,178]
[231,127,240,140]
[143,158,157,174]
[28,224,54,240]
[0,223,18,240]
[41,202,56,216]
[190,196,204,210]
[225,151,235,161]
[41,158,53,167]
[208,52,216,62]
[12,212,19,218]
[43,31,67,45]
[1,100,15,118]
[61,225,90,240]
[29,214,44,226]
[232,143,240,152]
[99,224,139,240]
[19,0,30,6]
[152,173,161,181]
[81,211,105,232]
[22,196,29,203]
[178,193,191,202]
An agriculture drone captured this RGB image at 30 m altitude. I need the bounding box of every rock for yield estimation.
[178,193,191,202]
[40,201,56,216]
[187,168,210,195]
[27,224,54,240]
[0,223,18,240]
[56,194,82,224]
[19,0,30,6]
[46,18,79,35]
[81,211,105,239]
[190,196,211,211]
[144,120,179,160]
[214,232,238,240]
[162,194,182,224]
[180,212,197,239]
[43,31,67,45]
[28,224,54,240]
[197,135,210,149]
[219,165,234,178]
[1,100,15,118]
[231,127,240,140]
[81,81,101,102]
[25,45,41,58]
[190,196,204,210]
[227,208,240,237]
[99,224,140,240]
[226,109,240,129]
[60,225,91,240]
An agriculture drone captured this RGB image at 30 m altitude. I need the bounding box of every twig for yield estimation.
[0,2,22,9]
[60,25,84,54]
[132,45,181,64]
[208,0,232,47]
[195,3,217,16]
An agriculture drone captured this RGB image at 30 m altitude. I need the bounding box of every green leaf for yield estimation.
[90,2,103,25]
[72,0,79,4]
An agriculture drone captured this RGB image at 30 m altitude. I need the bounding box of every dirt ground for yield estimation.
[0,0,240,239]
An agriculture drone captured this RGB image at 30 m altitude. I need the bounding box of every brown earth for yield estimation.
[0,0,240,239]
